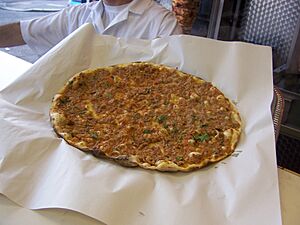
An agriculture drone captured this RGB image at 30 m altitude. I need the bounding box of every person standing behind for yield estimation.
[0,0,182,56]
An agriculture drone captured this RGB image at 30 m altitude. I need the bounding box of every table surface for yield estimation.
[0,50,299,225]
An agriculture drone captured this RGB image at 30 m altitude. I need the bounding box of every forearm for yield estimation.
[0,22,26,47]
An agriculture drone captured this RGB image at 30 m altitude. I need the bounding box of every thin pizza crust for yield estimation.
[50,62,242,172]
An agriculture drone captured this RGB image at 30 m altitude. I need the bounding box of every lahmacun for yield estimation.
[50,62,242,171]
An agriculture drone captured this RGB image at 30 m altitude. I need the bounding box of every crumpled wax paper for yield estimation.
[0,24,282,225]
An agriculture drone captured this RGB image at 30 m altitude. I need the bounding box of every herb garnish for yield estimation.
[59,97,70,104]
[157,115,167,124]
[104,92,113,99]
[163,100,169,105]
[192,133,210,142]
[90,131,99,139]
[176,156,183,161]
[143,129,152,134]
[103,82,111,88]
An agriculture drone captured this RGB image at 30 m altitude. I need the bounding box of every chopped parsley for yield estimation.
[103,82,111,88]
[90,131,99,139]
[59,97,70,104]
[143,129,152,134]
[104,92,113,99]
[157,115,167,124]
[192,133,210,142]
[176,156,183,161]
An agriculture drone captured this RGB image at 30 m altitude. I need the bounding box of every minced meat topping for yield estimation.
[50,62,241,171]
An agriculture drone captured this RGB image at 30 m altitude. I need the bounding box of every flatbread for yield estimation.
[50,62,242,172]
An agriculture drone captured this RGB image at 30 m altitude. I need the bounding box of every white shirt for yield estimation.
[20,0,182,55]
[102,2,129,29]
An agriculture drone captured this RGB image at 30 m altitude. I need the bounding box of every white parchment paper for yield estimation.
[0,24,282,225]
